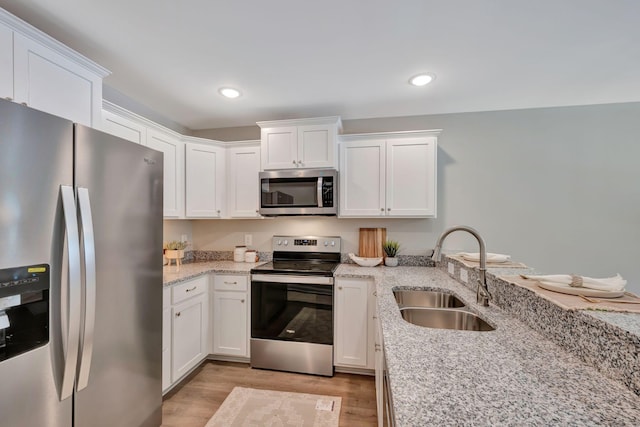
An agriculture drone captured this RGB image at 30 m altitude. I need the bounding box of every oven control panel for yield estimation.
[272,236,341,253]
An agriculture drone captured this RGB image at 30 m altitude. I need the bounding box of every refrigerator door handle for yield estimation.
[60,185,82,400]
[76,187,96,391]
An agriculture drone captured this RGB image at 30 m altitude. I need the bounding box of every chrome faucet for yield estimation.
[432,225,492,306]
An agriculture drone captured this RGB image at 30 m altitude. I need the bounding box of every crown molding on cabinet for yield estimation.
[339,129,442,141]
[256,115,343,133]
[0,7,110,78]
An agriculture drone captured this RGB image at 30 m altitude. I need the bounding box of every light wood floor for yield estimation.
[162,361,377,427]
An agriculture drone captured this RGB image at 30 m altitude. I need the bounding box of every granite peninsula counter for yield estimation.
[335,262,640,426]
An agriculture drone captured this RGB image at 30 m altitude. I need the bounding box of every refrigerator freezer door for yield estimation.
[0,100,73,426]
[74,125,163,427]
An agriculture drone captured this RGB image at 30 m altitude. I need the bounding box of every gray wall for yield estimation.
[188,102,640,293]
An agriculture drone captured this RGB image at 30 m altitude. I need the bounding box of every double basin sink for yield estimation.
[394,290,494,331]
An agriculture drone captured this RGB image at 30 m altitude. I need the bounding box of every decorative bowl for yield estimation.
[349,253,383,267]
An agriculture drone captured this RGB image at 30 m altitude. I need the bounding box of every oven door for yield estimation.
[251,274,333,345]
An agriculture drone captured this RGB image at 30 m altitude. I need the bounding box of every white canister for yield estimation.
[234,246,247,262]
[244,250,257,263]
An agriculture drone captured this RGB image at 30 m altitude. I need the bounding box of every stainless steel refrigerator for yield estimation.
[0,99,163,427]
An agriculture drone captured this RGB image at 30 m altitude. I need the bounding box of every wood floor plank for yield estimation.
[162,361,377,427]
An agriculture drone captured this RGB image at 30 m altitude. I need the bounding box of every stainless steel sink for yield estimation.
[394,290,465,309]
[399,308,495,331]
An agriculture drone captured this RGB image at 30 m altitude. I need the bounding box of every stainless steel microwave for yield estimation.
[259,169,338,216]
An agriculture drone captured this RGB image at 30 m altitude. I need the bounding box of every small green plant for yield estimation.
[165,240,189,250]
[383,240,400,257]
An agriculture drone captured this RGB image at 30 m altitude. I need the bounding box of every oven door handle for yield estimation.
[251,274,334,286]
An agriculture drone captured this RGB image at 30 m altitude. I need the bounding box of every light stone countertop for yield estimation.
[163,261,261,286]
[334,263,640,426]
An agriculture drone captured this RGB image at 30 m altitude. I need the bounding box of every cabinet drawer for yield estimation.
[213,274,248,291]
[172,275,208,304]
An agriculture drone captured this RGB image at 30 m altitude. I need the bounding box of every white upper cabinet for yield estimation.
[0,21,13,100]
[386,137,437,216]
[227,143,261,218]
[257,116,342,170]
[339,140,386,217]
[147,129,185,218]
[101,109,147,145]
[0,9,110,127]
[339,131,439,218]
[185,138,226,218]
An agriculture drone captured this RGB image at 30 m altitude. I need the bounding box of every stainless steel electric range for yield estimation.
[250,235,341,376]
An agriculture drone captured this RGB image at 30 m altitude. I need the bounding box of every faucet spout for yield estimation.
[431,225,491,306]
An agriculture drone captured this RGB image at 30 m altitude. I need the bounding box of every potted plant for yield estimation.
[383,240,400,267]
[164,240,189,270]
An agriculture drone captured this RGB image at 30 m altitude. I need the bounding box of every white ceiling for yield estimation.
[1,0,639,130]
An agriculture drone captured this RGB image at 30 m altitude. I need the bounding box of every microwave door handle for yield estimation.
[60,185,82,400]
[317,177,323,208]
[76,187,96,391]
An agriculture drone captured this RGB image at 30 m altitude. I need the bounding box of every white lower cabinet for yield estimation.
[162,288,171,392]
[162,275,209,392]
[211,274,250,357]
[334,277,376,369]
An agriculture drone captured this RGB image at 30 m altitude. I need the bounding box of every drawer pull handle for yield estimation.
[185,286,197,292]
[224,281,237,285]
[175,312,181,317]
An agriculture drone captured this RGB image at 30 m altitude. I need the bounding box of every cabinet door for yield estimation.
[0,23,13,100]
[101,109,146,145]
[146,129,184,218]
[13,33,102,127]
[261,126,298,170]
[185,143,225,218]
[334,278,372,367]
[339,140,386,217]
[386,137,437,217]
[212,291,248,357]
[227,145,261,218]
[298,124,335,169]
[162,288,171,392]
[171,293,208,382]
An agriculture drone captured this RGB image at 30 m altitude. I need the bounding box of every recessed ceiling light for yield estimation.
[219,87,241,98]
[409,73,436,87]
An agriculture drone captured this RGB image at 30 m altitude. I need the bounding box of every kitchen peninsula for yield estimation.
[163,255,640,426]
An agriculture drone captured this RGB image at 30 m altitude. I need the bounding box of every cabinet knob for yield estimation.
[387,208,391,211]
[380,208,384,212]
[175,312,181,317]
[297,160,302,165]
[292,160,297,165]
[338,286,343,290]
[241,299,245,303]
[373,291,377,296]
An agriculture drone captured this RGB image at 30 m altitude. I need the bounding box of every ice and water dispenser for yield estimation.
[0,265,49,361]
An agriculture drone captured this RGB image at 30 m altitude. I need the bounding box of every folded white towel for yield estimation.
[521,273,627,292]
[458,252,511,263]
